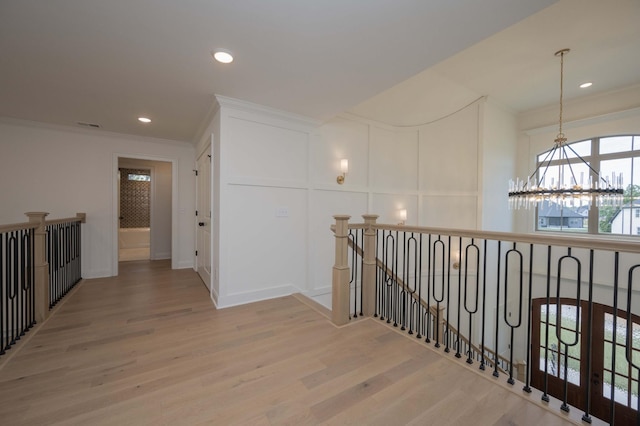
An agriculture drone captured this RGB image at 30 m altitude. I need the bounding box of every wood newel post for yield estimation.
[25,212,50,323]
[361,214,378,317]
[332,215,351,326]
[76,212,86,223]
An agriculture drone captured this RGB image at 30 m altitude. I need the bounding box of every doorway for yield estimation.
[117,157,172,266]
[195,145,211,290]
[531,298,640,424]
[118,166,151,261]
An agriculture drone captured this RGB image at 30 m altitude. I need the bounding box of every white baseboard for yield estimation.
[83,269,113,279]
[217,284,302,309]
[175,260,194,269]
[151,251,171,260]
[303,286,331,297]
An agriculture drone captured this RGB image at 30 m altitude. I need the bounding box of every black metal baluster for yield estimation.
[417,234,423,339]
[523,243,534,393]
[556,247,581,413]
[542,245,552,403]
[480,239,488,371]
[0,232,4,354]
[504,242,524,385]
[626,264,640,426]
[406,233,418,334]
[376,230,381,319]
[10,232,18,345]
[393,230,399,328]
[400,231,407,330]
[348,230,356,319]
[359,229,364,317]
[432,237,445,348]
[385,232,396,324]
[455,236,462,358]
[493,241,502,378]
[610,252,619,425]
[20,232,29,337]
[465,239,480,364]
[425,234,433,343]
[65,223,71,296]
[582,250,595,424]
[445,236,452,353]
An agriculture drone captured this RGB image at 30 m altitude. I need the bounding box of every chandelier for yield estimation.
[508,49,623,210]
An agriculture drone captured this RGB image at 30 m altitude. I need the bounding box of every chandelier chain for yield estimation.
[559,51,564,140]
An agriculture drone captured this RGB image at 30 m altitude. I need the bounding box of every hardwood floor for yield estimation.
[0,260,580,425]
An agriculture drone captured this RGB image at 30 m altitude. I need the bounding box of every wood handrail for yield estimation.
[339,222,640,254]
[45,213,86,226]
[0,222,37,233]
[1,213,86,233]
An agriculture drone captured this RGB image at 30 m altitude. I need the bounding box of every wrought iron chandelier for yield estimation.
[508,49,624,210]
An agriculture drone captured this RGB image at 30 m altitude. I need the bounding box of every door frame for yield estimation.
[195,143,212,291]
[112,153,178,276]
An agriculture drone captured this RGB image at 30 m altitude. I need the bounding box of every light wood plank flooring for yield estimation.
[0,260,578,425]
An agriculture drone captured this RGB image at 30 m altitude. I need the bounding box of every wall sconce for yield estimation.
[398,209,407,225]
[337,159,348,184]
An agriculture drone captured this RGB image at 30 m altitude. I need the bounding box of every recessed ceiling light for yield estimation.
[212,49,233,64]
[579,82,593,89]
[138,117,151,123]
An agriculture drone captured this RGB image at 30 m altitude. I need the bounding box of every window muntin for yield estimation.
[536,135,640,236]
[539,304,581,385]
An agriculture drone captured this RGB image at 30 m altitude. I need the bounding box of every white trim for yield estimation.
[215,95,320,130]
[216,285,302,309]
[0,116,192,147]
[523,106,640,136]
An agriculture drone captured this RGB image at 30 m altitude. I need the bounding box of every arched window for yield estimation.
[536,135,640,235]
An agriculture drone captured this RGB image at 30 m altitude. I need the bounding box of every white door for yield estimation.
[196,146,212,290]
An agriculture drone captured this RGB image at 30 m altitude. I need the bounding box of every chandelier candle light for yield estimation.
[508,49,623,210]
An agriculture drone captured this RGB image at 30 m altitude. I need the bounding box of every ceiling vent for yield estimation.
[76,121,101,129]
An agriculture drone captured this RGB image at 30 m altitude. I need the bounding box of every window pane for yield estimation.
[598,158,640,235]
[128,173,151,182]
[563,139,591,158]
[537,162,593,189]
[537,140,591,163]
[601,136,633,154]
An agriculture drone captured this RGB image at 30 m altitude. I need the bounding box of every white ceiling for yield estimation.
[1,0,637,143]
[350,0,640,126]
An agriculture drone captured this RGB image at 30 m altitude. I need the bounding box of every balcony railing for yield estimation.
[1,212,85,356]
[332,214,640,425]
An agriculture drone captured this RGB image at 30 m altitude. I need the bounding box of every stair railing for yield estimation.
[1,212,85,356]
[331,214,640,425]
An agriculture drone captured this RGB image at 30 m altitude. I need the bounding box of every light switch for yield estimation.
[276,207,289,217]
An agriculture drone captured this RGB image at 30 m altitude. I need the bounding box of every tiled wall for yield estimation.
[120,168,150,228]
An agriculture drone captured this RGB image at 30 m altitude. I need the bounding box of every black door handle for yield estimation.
[198,222,205,226]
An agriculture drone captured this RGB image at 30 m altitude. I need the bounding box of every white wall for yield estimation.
[481,98,517,232]
[0,119,195,278]
[199,95,508,309]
